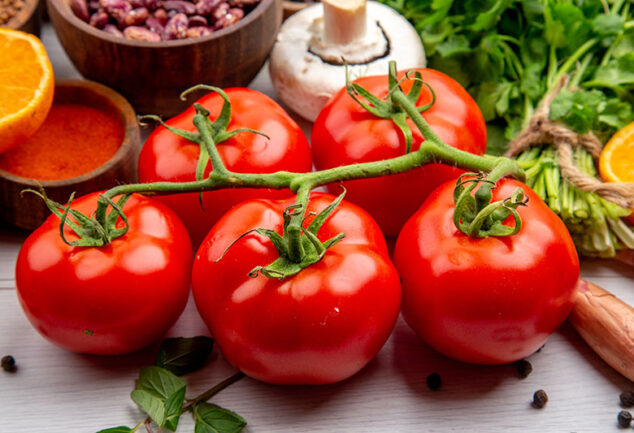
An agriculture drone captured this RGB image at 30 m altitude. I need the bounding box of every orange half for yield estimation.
[600,122,634,183]
[0,29,54,154]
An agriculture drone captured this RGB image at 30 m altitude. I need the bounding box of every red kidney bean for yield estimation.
[194,0,220,16]
[186,26,212,38]
[102,23,124,36]
[211,1,228,21]
[153,7,168,23]
[164,0,195,14]
[123,7,149,26]
[146,16,165,34]
[88,1,100,10]
[70,0,90,21]
[214,6,241,28]
[164,12,188,39]
[124,25,162,41]
[188,14,207,26]
[89,10,109,27]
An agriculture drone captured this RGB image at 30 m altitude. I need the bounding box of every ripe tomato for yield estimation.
[192,193,401,384]
[312,69,487,237]
[138,88,312,246]
[15,192,193,355]
[394,178,580,364]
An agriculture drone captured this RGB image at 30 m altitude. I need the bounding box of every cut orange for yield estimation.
[0,29,54,154]
[600,122,634,183]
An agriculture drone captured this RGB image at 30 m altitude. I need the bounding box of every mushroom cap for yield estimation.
[269,1,426,122]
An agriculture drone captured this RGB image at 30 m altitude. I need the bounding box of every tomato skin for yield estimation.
[138,88,313,246]
[192,193,401,384]
[311,69,487,237]
[15,193,193,355]
[394,179,580,364]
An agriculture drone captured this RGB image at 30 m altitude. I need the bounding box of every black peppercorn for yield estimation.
[426,372,442,390]
[515,359,533,378]
[532,389,548,408]
[618,410,632,428]
[1,355,16,372]
[620,391,634,407]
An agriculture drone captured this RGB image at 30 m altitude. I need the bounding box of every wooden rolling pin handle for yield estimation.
[569,279,634,382]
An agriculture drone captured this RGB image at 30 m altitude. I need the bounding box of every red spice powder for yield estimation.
[0,103,123,180]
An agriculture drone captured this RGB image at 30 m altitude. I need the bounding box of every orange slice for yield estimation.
[0,29,54,154]
[600,122,634,183]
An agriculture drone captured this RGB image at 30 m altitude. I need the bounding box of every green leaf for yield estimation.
[473,81,515,121]
[591,53,634,87]
[591,14,624,37]
[436,34,471,58]
[470,0,514,32]
[96,427,133,433]
[131,390,166,426]
[130,366,186,430]
[484,122,509,156]
[156,337,215,376]
[550,88,606,134]
[194,402,247,433]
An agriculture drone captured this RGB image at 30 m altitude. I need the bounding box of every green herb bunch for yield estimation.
[379,0,634,154]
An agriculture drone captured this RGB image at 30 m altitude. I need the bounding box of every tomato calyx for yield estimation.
[346,62,436,154]
[453,172,529,238]
[23,187,131,246]
[217,190,347,280]
[139,85,269,205]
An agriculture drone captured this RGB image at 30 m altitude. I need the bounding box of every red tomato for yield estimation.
[394,179,580,364]
[312,69,487,237]
[15,193,193,355]
[192,193,401,384]
[138,88,313,246]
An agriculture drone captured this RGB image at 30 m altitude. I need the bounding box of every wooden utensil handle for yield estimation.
[569,279,634,382]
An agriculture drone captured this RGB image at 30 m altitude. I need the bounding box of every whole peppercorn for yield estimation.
[620,391,634,407]
[532,389,548,409]
[1,355,16,372]
[618,410,632,428]
[426,372,442,390]
[514,359,533,378]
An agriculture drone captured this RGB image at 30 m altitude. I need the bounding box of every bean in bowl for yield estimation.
[70,0,261,41]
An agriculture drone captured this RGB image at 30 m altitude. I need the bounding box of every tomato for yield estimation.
[192,193,401,384]
[138,88,312,246]
[394,179,580,364]
[311,69,487,237]
[15,193,193,355]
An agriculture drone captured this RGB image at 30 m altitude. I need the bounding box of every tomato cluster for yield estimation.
[15,71,580,384]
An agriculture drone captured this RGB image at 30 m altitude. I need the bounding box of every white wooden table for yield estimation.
[1,23,634,433]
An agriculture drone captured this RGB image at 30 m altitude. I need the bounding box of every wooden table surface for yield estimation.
[1,23,634,433]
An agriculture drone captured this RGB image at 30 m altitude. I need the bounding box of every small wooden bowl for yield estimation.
[2,0,43,35]
[0,80,140,231]
[47,0,282,117]
[283,0,313,19]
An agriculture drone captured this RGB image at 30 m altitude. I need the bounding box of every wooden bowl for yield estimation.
[0,80,140,231]
[2,0,43,35]
[47,0,282,117]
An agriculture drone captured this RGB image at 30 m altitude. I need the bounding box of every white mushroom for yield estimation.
[269,0,426,122]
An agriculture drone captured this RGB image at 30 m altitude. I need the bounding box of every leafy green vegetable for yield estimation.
[96,427,133,433]
[378,0,634,153]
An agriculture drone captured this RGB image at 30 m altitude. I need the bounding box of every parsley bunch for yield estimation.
[379,0,634,154]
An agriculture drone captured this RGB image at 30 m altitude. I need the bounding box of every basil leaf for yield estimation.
[130,366,186,430]
[131,389,166,426]
[194,402,247,433]
[156,336,215,376]
[96,427,133,433]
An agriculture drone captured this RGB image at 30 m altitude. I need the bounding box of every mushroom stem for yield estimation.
[322,0,367,45]
[568,279,634,381]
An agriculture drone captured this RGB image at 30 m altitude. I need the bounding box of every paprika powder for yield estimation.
[0,103,123,180]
